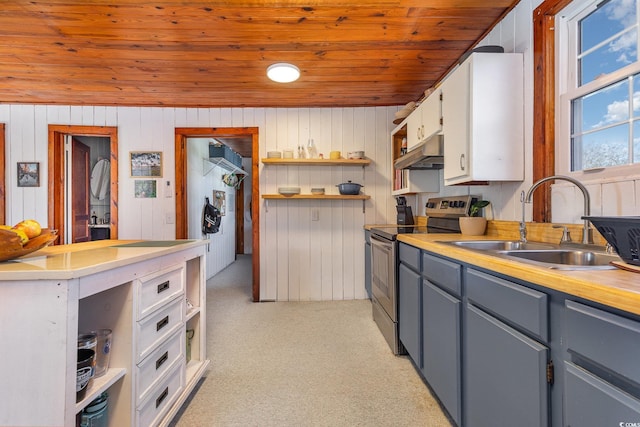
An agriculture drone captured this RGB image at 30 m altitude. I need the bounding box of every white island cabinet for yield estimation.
[0,239,209,427]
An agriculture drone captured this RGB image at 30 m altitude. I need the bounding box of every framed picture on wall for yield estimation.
[130,151,162,177]
[213,190,226,216]
[134,180,157,198]
[17,162,40,187]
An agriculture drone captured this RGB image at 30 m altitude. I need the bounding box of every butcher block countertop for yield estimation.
[398,232,640,317]
[0,239,206,280]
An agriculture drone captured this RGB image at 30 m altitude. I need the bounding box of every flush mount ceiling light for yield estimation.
[267,63,300,83]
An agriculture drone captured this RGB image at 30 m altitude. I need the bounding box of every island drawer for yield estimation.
[136,296,184,362]
[136,361,185,427]
[136,265,185,319]
[466,268,548,341]
[136,328,185,404]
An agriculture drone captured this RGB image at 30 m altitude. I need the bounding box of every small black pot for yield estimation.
[336,181,363,195]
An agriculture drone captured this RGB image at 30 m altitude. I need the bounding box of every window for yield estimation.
[557,0,640,177]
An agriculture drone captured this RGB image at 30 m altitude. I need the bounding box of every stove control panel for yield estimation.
[425,195,481,217]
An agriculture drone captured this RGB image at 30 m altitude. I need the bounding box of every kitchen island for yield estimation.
[0,239,209,427]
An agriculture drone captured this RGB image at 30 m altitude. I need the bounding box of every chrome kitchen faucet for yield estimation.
[520,175,593,245]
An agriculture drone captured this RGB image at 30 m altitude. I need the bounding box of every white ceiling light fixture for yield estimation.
[267,63,300,83]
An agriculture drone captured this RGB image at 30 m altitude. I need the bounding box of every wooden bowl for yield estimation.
[0,228,59,262]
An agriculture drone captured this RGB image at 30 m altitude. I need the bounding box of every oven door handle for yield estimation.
[370,234,393,246]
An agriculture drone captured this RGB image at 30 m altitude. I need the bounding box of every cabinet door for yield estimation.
[406,102,424,151]
[464,303,549,427]
[422,280,461,425]
[398,262,422,367]
[564,361,640,427]
[442,60,470,182]
[421,90,442,142]
[364,239,371,299]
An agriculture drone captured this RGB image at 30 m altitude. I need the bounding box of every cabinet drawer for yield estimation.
[137,297,184,362]
[566,300,640,384]
[136,361,185,427]
[466,269,548,341]
[399,243,420,272]
[137,265,185,320]
[422,252,461,297]
[137,328,185,404]
[564,361,640,427]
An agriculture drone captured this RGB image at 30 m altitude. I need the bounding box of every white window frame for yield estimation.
[556,0,640,182]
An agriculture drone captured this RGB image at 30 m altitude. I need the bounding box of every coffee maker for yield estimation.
[396,196,414,226]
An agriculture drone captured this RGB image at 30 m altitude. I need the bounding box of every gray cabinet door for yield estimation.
[364,237,371,298]
[422,280,461,425]
[465,303,549,427]
[564,361,640,427]
[399,262,422,367]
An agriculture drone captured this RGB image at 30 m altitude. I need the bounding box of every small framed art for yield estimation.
[134,180,157,198]
[130,151,162,177]
[17,162,40,187]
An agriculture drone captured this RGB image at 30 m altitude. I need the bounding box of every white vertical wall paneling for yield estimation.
[286,109,301,301]
[601,181,636,216]
[33,106,49,222]
[261,109,278,301]
[3,104,400,301]
[275,110,291,300]
[12,106,36,224]
[116,107,142,238]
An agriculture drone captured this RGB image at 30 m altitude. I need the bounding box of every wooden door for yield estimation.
[72,138,91,242]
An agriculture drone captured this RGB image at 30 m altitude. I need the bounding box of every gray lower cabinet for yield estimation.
[364,230,371,298]
[464,268,550,427]
[398,246,640,426]
[399,261,422,367]
[422,280,461,425]
[464,303,549,427]
[563,300,640,426]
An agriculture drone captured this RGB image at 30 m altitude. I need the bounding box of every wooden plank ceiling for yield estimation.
[0,0,520,108]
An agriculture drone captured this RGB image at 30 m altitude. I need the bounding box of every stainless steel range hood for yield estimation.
[394,134,444,170]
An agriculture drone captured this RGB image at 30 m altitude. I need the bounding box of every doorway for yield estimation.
[174,127,260,302]
[48,125,118,244]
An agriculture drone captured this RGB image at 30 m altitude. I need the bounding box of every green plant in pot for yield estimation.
[460,200,490,235]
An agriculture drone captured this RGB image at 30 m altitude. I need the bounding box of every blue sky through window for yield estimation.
[572,0,639,170]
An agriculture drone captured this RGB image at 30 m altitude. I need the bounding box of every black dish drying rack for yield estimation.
[583,216,640,266]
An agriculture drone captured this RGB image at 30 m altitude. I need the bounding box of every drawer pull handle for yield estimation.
[156,351,168,370]
[157,280,170,294]
[155,387,169,408]
[156,316,169,331]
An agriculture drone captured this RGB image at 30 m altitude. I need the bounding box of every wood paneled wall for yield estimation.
[0,104,398,301]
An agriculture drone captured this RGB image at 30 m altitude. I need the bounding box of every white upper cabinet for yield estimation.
[406,89,443,152]
[442,52,523,185]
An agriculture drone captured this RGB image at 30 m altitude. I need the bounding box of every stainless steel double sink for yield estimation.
[440,240,621,270]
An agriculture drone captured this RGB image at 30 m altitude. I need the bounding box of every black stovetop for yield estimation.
[370,225,458,241]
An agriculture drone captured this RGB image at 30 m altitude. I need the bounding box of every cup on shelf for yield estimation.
[329,151,341,159]
[76,349,95,402]
[91,329,113,378]
[283,149,294,159]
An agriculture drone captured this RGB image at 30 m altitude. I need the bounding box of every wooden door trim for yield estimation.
[532,0,572,222]
[174,127,260,302]
[0,123,5,225]
[48,125,118,244]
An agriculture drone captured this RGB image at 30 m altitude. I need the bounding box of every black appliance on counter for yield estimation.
[369,195,480,354]
[396,196,414,226]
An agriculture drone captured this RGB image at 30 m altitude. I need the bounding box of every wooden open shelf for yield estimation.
[262,194,370,200]
[261,158,370,166]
